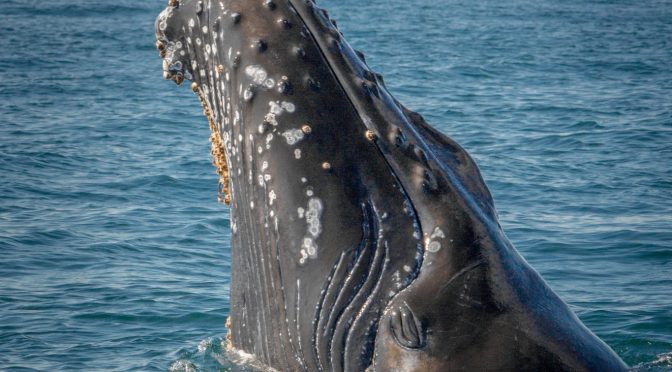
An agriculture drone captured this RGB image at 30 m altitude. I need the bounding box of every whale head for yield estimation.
[154,1,628,371]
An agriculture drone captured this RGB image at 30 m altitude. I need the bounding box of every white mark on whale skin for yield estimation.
[243,89,254,101]
[426,226,446,253]
[302,238,317,257]
[269,101,283,115]
[306,198,323,238]
[266,134,274,149]
[431,226,445,239]
[298,197,323,264]
[244,65,269,86]
[281,101,295,113]
[263,101,295,130]
[282,129,305,145]
[294,149,302,159]
[427,241,441,253]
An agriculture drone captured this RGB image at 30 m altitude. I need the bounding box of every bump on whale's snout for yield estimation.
[155,0,195,86]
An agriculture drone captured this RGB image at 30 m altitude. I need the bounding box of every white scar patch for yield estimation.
[426,226,446,253]
[299,197,323,264]
[244,65,270,86]
[282,129,305,145]
[264,101,296,130]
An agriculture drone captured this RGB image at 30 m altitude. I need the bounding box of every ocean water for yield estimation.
[0,0,670,370]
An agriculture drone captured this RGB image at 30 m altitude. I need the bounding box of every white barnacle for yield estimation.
[243,89,254,101]
[266,133,274,149]
[302,238,317,257]
[269,190,276,205]
[426,226,446,253]
[294,149,302,159]
[306,198,323,238]
[281,101,296,113]
[297,198,323,263]
[282,129,305,145]
[264,113,278,126]
[244,65,268,86]
[427,241,441,253]
[431,226,446,239]
[262,161,269,171]
[269,101,283,115]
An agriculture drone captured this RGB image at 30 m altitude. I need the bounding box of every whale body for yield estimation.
[154,1,628,370]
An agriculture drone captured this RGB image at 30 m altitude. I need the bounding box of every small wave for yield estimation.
[169,336,280,372]
[226,346,279,372]
[169,359,197,372]
[631,352,672,371]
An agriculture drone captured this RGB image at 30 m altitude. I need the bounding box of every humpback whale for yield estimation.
[154,0,628,370]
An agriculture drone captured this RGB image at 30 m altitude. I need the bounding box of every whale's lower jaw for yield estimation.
[154,0,628,371]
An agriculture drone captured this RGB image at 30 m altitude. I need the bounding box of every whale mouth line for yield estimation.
[155,2,233,205]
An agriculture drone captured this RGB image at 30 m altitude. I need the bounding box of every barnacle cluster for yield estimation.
[193,82,231,205]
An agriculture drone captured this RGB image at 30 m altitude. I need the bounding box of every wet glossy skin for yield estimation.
[154,0,628,371]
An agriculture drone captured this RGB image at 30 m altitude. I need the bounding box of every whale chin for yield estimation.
[154,0,628,371]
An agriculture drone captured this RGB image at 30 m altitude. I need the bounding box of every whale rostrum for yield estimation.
[155,1,628,370]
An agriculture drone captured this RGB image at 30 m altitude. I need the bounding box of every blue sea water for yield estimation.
[0,0,670,370]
